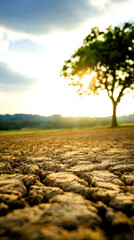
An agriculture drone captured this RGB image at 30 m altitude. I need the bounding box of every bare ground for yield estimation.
[0,127,134,240]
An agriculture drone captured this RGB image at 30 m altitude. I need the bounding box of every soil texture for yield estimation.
[0,127,134,240]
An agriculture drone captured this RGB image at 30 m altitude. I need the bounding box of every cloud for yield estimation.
[0,0,100,34]
[0,61,35,92]
[0,0,133,36]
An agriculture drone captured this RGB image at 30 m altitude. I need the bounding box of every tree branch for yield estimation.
[116,86,125,103]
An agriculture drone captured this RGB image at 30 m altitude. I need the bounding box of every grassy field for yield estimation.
[0,122,134,135]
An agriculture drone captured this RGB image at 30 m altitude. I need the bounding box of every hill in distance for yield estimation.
[0,114,62,122]
[0,113,134,122]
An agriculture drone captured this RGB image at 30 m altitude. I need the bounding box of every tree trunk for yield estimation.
[111,101,118,127]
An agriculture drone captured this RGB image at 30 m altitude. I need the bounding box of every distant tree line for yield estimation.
[0,115,134,130]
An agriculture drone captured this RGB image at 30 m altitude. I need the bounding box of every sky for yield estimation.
[0,0,134,117]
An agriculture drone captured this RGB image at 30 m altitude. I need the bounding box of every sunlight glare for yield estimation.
[81,72,96,90]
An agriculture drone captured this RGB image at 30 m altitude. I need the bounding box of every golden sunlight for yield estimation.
[80,72,96,90]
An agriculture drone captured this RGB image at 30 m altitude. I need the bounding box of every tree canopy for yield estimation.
[61,22,134,127]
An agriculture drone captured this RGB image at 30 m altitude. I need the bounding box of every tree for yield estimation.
[61,22,134,127]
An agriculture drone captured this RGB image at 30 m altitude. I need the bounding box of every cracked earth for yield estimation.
[0,127,134,240]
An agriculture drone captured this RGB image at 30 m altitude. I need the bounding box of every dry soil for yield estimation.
[0,127,134,240]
